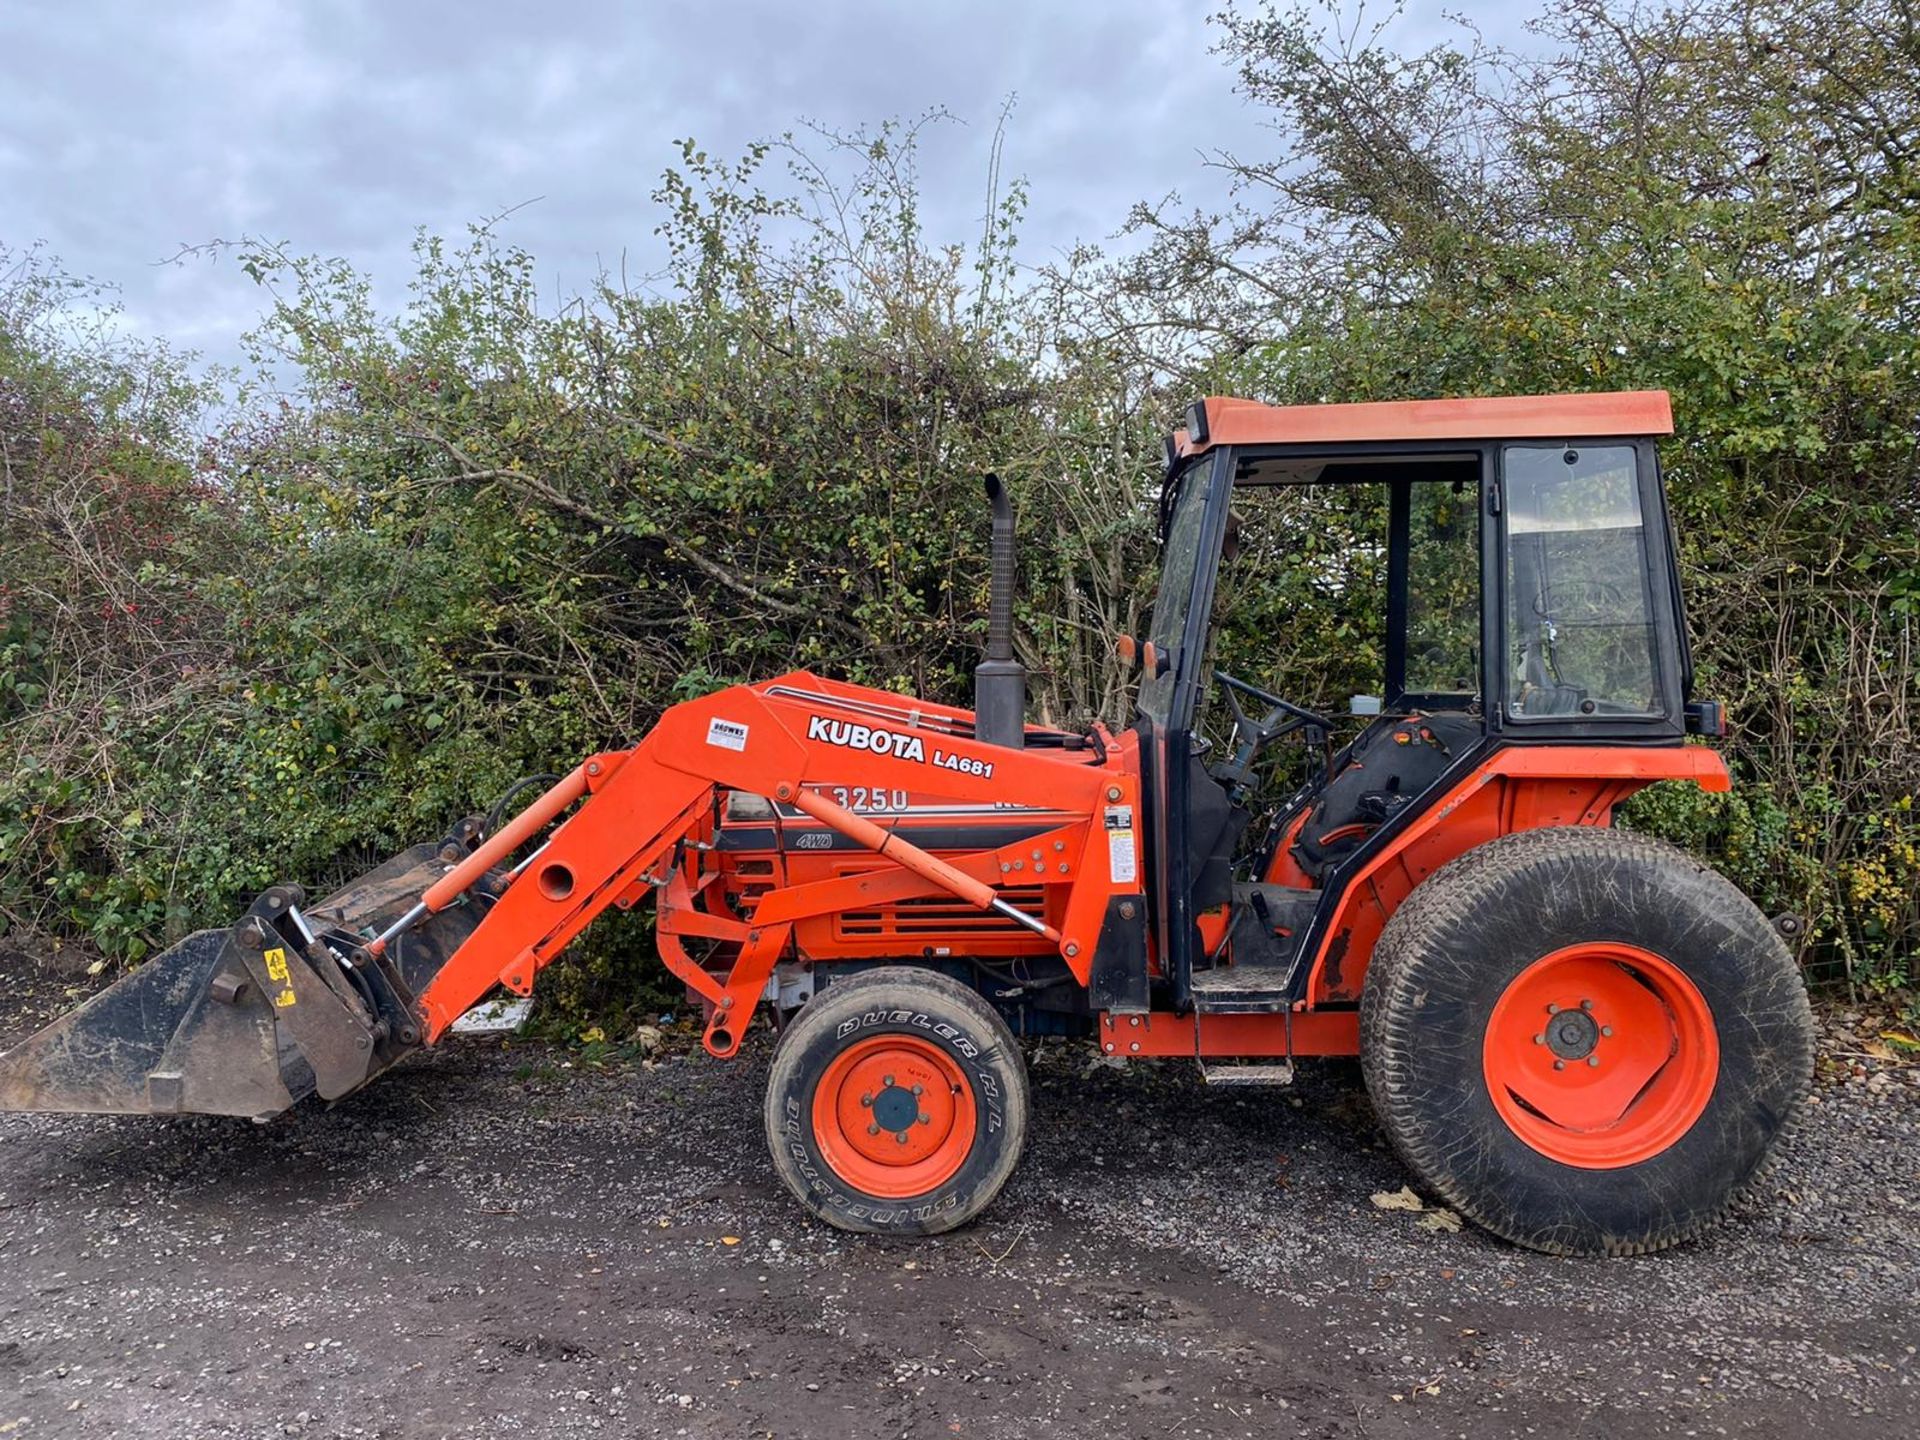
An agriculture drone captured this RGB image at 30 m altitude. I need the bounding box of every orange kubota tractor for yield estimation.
[0,390,1814,1256]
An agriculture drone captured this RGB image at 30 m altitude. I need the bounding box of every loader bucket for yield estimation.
[0,929,293,1118]
[0,840,496,1120]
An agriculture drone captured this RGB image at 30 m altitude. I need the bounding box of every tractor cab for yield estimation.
[1136,392,1709,1013]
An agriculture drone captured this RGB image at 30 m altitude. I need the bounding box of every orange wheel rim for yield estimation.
[1483,943,1719,1169]
[811,1035,977,1199]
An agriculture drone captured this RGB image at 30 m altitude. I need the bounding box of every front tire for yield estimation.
[1360,826,1814,1256]
[763,966,1029,1236]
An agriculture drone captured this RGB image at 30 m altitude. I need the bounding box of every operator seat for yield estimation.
[1290,712,1480,879]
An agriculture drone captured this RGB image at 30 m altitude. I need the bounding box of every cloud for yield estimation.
[0,0,1513,377]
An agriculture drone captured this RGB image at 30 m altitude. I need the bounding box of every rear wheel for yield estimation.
[763,967,1028,1236]
[1360,826,1814,1256]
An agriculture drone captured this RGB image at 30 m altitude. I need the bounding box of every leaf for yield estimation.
[1370,1186,1424,1212]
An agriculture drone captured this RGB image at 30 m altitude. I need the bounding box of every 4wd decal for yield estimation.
[805,715,995,780]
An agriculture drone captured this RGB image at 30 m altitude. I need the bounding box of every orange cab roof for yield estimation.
[1174,390,1673,458]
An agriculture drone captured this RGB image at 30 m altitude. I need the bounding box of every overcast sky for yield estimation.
[1,1,1514,378]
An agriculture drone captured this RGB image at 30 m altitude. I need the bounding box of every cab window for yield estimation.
[1403,476,1480,698]
[1503,445,1660,718]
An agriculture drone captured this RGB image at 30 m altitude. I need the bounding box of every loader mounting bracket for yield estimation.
[231,886,386,1101]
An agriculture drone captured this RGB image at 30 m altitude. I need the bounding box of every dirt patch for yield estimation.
[1,953,1915,1439]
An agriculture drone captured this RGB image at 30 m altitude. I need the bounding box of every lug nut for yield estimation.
[917,1112,931,1126]
[910,1083,923,1096]
[1580,998,1594,1012]
[867,1123,880,1136]
[1587,1056,1600,1067]
[882,1075,895,1087]
[861,1092,873,1107]
[895,1132,910,1145]
[1553,1059,1566,1071]
[1602,1026,1613,1037]
[1545,1002,1559,1014]
[1533,1034,1545,1045]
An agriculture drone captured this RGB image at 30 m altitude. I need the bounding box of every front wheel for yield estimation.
[1361,826,1814,1256]
[763,966,1029,1236]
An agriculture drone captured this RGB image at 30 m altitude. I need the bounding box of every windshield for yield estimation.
[1139,455,1217,724]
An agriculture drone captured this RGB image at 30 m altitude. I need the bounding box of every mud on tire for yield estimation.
[763,966,1029,1236]
[1360,826,1815,1256]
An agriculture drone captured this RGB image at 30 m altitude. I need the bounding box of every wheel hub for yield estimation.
[869,1082,922,1135]
[1544,1006,1600,1061]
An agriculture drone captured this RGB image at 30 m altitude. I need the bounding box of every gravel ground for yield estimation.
[1,957,1915,1440]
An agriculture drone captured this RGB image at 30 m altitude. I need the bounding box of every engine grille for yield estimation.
[834,886,1047,940]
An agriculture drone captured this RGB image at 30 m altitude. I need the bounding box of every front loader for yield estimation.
[0,391,1815,1257]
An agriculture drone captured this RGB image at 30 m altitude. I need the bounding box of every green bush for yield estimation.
[2,4,1915,1002]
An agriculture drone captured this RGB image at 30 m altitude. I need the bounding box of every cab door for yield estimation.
[1135,451,1235,1007]
[1493,440,1687,738]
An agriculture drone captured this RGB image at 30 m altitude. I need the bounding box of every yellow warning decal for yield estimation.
[262,946,295,1007]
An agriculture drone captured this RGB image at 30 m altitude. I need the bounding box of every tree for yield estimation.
[1055,0,1920,984]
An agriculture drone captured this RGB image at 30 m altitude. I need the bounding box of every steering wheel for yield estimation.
[1209,670,1337,800]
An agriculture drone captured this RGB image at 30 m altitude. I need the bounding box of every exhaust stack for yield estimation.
[974,474,1026,750]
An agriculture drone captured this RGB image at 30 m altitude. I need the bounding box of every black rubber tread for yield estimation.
[1360,826,1815,1257]
[762,966,1030,1237]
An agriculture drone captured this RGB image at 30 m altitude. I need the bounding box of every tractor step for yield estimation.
[1190,883,1319,1013]
[1189,966,1296,1012]
[1198,1059,1296,1086]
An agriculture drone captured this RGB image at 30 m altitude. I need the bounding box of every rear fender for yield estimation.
[1302,745,1730,1007]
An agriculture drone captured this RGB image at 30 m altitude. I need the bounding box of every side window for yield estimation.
[1404,477,1480,696]
[1504,445,1661,718]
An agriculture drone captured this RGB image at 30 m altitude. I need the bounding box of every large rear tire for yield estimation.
[1360,826,1814,1256]
[763,966,1029,1236]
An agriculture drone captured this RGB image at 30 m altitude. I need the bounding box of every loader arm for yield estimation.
[0,671,1140,1118]
[410,672,1136,1056]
